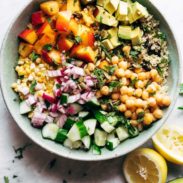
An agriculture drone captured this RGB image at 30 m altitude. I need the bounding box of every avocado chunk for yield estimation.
[95,6,118,27]
[128,2,149,24]
[108,28,122,48]
[104,0,120,15]
[115,1,128,22]
[118,26,132,40]
[101,39,114,50]
[131,27,143,45]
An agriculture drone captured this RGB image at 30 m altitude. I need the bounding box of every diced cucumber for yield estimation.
[81,135,91,149]
[106,138,120,151]
[93,110,107,124]
[78,111,89,118]
[128,126,139,137]
[20,100,32,114]
[91,144,101,155]
[60,93,69,104]
[100,110,107,115]
[116,126,129,141]
[42,123,59,140]
[107,132,116,140]
[107,116,119,126]
[84,119,97,135]
[85,97,100,107]
[94,129,107,147]
[63,118,75,130]
[63,139,82,149]
[101,121,115,133]
[67,121,88,142]
[55,129,68,143]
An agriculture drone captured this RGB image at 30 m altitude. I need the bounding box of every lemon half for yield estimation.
[152,125,183,164]
[123,148,167,183]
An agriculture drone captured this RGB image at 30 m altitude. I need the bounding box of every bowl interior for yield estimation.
[0,0,180,161]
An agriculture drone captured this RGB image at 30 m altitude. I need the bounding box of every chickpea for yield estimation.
[96,91,102,98]
[111,93,120,100]
[152,82,160,90]
[111,56,119,64]
[155,94,163,106]
[130,120,138,127]
[122,45,131,57]
[138,72,146,80]
[118,104,127,112]
[125,70,132,78]
[126,99,135,109]
[84,68,90,75]
[120,94,128,103]
[143,113,154,125]
[135,80,144,89]
[150,69,158,79]
[127,87,134,96]
[118,61,128,70]
[131,73,138,80]
[121,78,129,86]
[154,75,163,84]
[87,63,95,71]
[134,68,143,74]
[101,104,108,110]
[125,110,132,118]
[147,84,156,94]
[145,72,150,80]
[136,108,144,115]
[162,96,171,107]
[101,86,109,96]
[131,113,137,120]
[115,68,125,78]
[120,86,128,95]
[153,108,163,119]
[134,88,142,97]
[111,75,117,81]
[142,90,149,100]
[135,99,144,108]
[148,97,157,107]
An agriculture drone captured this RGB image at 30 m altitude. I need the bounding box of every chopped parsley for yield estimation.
[105,65,116,75]
[156,32,166,41]
[29,51,39,62]
[74,36,82,44]
[130,50,139,59]
[29,80,37,94]
[93,68,105,87]
[43,44,52,51]
[100,44,112,60]
[56,83,61,89]
[13,143,32,159]
[4,176,9,183]
[109,81,121,90]
[130,77,138,87]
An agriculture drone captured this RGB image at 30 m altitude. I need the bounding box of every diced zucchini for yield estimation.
[42,123,59,140]
[55,128,68,143]
[101,121,115,133]
[67,121,88,142]
[91,144,101,155]
[81,135,91,149]
[116,126,129,141]
[60,93,68,104]
[64,139,82,149]
[83,119,97,135]
[20,100,32,114]
[93,110,107,124]
[63,118,75,130]
[85,97,100,107]
[106,138,120,150]
[94,129,107,147]
[78,111,89,118]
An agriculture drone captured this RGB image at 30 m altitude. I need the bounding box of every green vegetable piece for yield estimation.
[76,121,88,138]
[179,83,183,94]
[55,129,68,143]
[93,110,107,124]
[29,80,37,94]
[60,94,68,104]
[63,118,75,130]
[43,44,52,51]
[29,51,39,61]
[92,144,101,155]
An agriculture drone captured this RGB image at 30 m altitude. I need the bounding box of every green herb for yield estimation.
[18,75,24,80]
[56,83,61,89]
[145,80,152,88]
[29,80,37,94]
[179,83,183,94]
[93,68,105,87]
[178,106,183,110]
[128,126,139,137]
[130,77,138,87]
[13,143,32,159]
[47,17,51,23]
[4,176,9,183]
[109,81,121,90]
[49,158,57,169]
[137,112,145,118]
[29,52,39,62]
[100,44,112,60]
[105,65,116,75]
[45,100,51,108]
[43,44,52,51]
[157,65,163,77]
[130,50,139,59]
[74,36,82,44]
[156,32,166,41]
[157,58,169,77]
[66,58,76,63]
[99,16,103,23]
[137,118,144,123]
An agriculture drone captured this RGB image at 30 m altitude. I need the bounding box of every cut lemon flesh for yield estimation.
[152,125,183,164]
[123,148,167,183]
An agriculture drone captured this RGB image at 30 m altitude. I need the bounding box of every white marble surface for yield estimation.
[1,0,183,182]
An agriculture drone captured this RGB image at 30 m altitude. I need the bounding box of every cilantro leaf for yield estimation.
[30,80,37,94]
[29,52,39,62]
[105,65,116,75]
[130,50,139,59]
[100,44,112,60]
[43,44,52,51]
[178,106,183,110]
[93,68,105,87]
[74,36,82,44]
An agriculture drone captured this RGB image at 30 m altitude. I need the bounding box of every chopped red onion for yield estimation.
[26,95,37,106]
[56,114,67,128]
[58,105,66,114]
[47,70,62,77]
[31,112,47,127]
[81,92,94,102]
[45,115,54,123]
[50,104,58,113]
[49,112,59,118]
[42,93,56,103]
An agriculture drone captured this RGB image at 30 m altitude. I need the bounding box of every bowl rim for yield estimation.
[0,0,181,161]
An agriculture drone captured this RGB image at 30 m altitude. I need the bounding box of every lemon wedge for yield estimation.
[123,148,167,183]
[152,125,183,164]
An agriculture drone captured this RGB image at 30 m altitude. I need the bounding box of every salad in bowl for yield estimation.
[11,0,171,155]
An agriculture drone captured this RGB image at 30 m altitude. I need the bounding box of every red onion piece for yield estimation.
[42,93,56,103]
[56,114,67,128]
[31,112,47,127]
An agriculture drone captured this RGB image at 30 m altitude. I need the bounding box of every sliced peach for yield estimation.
[18,42,33,58]
[18,29,38,44]
[71,45,96,63]
[57,36,74,52]
[81,31,95,47]
[40,1,59,16]
[34,33,56,54]
[56,11,72,33]
[37,21,53,35]
[42,49,61,65]
[31,11,45,26]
